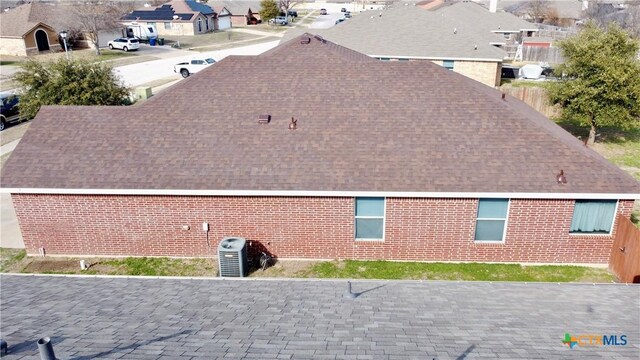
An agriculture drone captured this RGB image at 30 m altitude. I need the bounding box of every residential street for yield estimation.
[114,40,280,87]
[1,275,638,359]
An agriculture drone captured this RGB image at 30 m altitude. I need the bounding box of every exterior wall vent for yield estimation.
[258,114,271,124]
[218,237,248,277]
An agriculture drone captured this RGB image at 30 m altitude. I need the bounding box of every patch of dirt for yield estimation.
[249,259,317,278]
[21,257,112,274]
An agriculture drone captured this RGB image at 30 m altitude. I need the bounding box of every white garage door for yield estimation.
[218,16,231,30]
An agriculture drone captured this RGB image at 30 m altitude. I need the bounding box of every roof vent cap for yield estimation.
[288,117,297,130]
[258,114,271,124]
[300,36,311,44]
[556,169,567,184]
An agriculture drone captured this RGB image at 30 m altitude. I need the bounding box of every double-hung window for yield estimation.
[355,197,385,240]
[570,200,617,234]
[475,199,509,242]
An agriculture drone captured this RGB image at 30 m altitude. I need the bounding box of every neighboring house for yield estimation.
[282,6,507,87]
[2,35,638,265]
[432,1,539,44]
[122,0,228,36]
[207,1,262,27]
[0,3,61,56]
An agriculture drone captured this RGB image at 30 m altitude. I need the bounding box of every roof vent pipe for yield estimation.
[288,117,297,130]
[453,27,457,34]
[556,169,567,184]
[501,93,506,101]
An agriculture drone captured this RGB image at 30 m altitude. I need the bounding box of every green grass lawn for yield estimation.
[300,260,614,283]
[0,248,26,272]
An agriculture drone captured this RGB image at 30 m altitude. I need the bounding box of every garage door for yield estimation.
[218,16,231,30]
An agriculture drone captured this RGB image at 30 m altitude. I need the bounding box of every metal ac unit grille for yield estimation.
[218,237,248,277]
[219,251,240,277]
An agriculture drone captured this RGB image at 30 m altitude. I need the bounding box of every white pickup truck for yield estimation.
[174,58,217,78]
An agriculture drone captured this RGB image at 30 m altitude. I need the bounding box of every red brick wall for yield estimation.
[12,195,635,264]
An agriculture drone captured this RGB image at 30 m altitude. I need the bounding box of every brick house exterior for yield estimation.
[12,195,635,264]
[2,35,639,264]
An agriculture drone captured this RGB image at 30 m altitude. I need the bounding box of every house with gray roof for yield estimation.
[432,1,539,44]
[2,34,638,265]
[207,1,262,27]
[282,6,507,86]
[0,2,62,56]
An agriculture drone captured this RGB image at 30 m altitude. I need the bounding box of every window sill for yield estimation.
[473,240,505,245]
[355,239,385,242]
[569,233,613,237]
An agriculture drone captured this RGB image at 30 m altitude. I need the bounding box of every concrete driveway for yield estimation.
[1,275,638,359]
[0,193,23,248]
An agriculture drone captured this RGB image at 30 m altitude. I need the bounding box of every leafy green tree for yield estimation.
[260,0,280,22]
[14,58,130,119]
[548,22,640,146]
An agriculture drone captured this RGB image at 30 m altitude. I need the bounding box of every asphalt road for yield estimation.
[1,275,638,359]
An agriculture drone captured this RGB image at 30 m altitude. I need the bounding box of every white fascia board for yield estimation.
[1,188,638,200]
[370,55,504,62]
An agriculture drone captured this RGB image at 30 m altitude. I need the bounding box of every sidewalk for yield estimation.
[0,139,19,157]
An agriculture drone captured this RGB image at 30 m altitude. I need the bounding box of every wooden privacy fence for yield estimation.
[522,46,565,64]
[609,214,640,283]
[499,85,560,118]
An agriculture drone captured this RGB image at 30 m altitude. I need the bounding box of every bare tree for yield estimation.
[622,4,640,38]
[526,0,549,23]
[71,1,135,55]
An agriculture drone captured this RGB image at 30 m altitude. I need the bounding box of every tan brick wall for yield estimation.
[0,38,27,56]
[13,195,634,264]
[432,59,501,87]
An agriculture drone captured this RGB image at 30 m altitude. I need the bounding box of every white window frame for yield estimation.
[474,198,510,243]
[354,197,386,241]
[569,199,618,236]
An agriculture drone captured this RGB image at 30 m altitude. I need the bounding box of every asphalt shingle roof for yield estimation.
[2,35,639,195]
[433,1,539,32]
[206,1,262,15]
[0,4,41,38]
[282,7,507,61]
[122,0,215,22]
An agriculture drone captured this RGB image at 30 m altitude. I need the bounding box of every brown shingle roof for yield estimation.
[2,34,639,195]
[0,3,42,37]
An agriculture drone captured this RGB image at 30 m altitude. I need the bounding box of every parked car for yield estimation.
[108,37,140,52]
[268,16,288,25]
[335,18,346,24]
[0,92,24,131]
[174,58,216,78]
[341,7,347,12]
[344,11,352,18]
[319,8,327,15]
[287,10,298,17]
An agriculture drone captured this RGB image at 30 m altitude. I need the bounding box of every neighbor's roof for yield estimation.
[433,1,539,32]
[281,7,507,61]
[0,2,59,38]
[122,0,214,22]
[206,1,262,15]
[2,34,639,196]
[489,0,586,20]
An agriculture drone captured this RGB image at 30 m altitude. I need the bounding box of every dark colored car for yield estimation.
[319,8,327,15]
[279,10,298,17]
[341,7,347,12]
[344,11,352,18]
[0,93,23,131]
